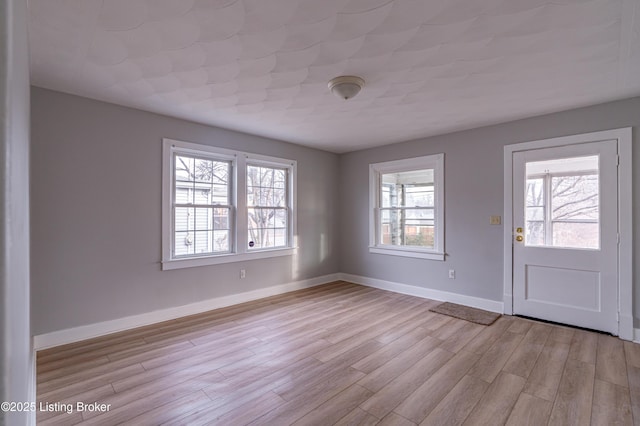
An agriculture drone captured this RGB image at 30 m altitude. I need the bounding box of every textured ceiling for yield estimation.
[29,0,640,153]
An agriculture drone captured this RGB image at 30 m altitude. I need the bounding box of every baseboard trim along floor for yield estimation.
[36,273,503,350]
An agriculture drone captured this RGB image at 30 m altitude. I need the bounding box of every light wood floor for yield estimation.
[37,281,640,425]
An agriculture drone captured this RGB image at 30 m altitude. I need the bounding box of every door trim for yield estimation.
[503,128,633,339]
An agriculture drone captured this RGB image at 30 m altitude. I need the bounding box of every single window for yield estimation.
[247,165,289,250]
[369,154,445,260]
[173,155,232,257]
[162,139,296,270]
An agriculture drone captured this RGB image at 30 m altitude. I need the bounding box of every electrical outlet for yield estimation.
[448,269,455,279]
[240,269,246,279]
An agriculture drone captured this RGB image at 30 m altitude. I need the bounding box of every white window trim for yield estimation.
[369,154,445,261]
[162,138,297,270]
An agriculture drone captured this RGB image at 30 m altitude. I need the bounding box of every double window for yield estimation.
[369,154,445,260]
[162,139,296,270]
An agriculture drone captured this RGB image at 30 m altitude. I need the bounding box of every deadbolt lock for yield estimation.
[516,227,523,233]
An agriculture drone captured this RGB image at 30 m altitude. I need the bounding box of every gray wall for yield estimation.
[339,96,640,324]
[31,87,340,335]
[30,85,640,336]
[1,0,33,425]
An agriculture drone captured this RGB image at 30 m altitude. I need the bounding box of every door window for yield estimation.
[525,155,599,249]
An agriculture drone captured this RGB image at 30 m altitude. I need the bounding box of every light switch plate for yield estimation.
[490,215,501,225]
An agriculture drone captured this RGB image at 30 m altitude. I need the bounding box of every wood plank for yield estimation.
[37,356,112,384]
[523,339,570,401]
[568,330,598,364]
[502,323,551,379]
[233,284,367,329]
[37,363,144,403]
[37,411,84,426]
[139,340,254,371]
[626,365,640,426]
[293,384,373,426]
[106,340,195,365]
[548,325,575,344]
[359,348,454,419]
[373,304,437,345]
[189,359,321,424]
[624,341,640,369]
[37,339,147,372]
[438,321,484,353]
[318,297,403,343]
[506,317,533,334]
[37,329,160,363]
[591,379,633,425]
[77,373,222,425]
[462,372,525,426]
[394,350,480,423]
[249,327,329,357]
[313,303,429,363]
[38,341,193,392]
[274,342,377,401]
[378,412,417,426]
[217,338,330,379]
[190,391,286,426]
[505,393,552,426]
[334,408,379,426]
[357,336,441,393]
[596,334,629,388]
[467,331,524,383]
[111,351,247,393]
[429,317,467,341]
[421,314,452,332]
[204,355,323,403]
[548,358,595,426]
[187,386,287,424]
[352,326,431,374]
[420,375,489,426]
[247,367,365,425]
[461,316,513,355]
[325,298,425,342]
[120,390,211,426]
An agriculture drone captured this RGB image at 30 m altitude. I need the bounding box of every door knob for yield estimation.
[516,235,523,242]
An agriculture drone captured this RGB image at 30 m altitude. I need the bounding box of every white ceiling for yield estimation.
[29,0,640,153]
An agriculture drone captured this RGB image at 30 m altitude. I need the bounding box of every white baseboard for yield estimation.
[33,271,635,350]
[34,273,341,350]
[339,273,504,313]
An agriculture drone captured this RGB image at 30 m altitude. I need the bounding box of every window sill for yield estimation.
[162,247,297,270]
[369,246,445,261]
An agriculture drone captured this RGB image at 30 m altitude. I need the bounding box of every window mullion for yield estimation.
[236,155,248,254]
[544,174,553,245]
[174,203,230,208]
[400,185,406,245]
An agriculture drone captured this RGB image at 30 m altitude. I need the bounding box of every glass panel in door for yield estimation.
[524,155,599,249]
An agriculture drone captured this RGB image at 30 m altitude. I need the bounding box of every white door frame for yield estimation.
[503,128,633,340]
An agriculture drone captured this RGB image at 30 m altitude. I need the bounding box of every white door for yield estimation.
[512,140,619,334]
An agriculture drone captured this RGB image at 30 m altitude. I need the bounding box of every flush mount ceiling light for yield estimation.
[328,75,365,100]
